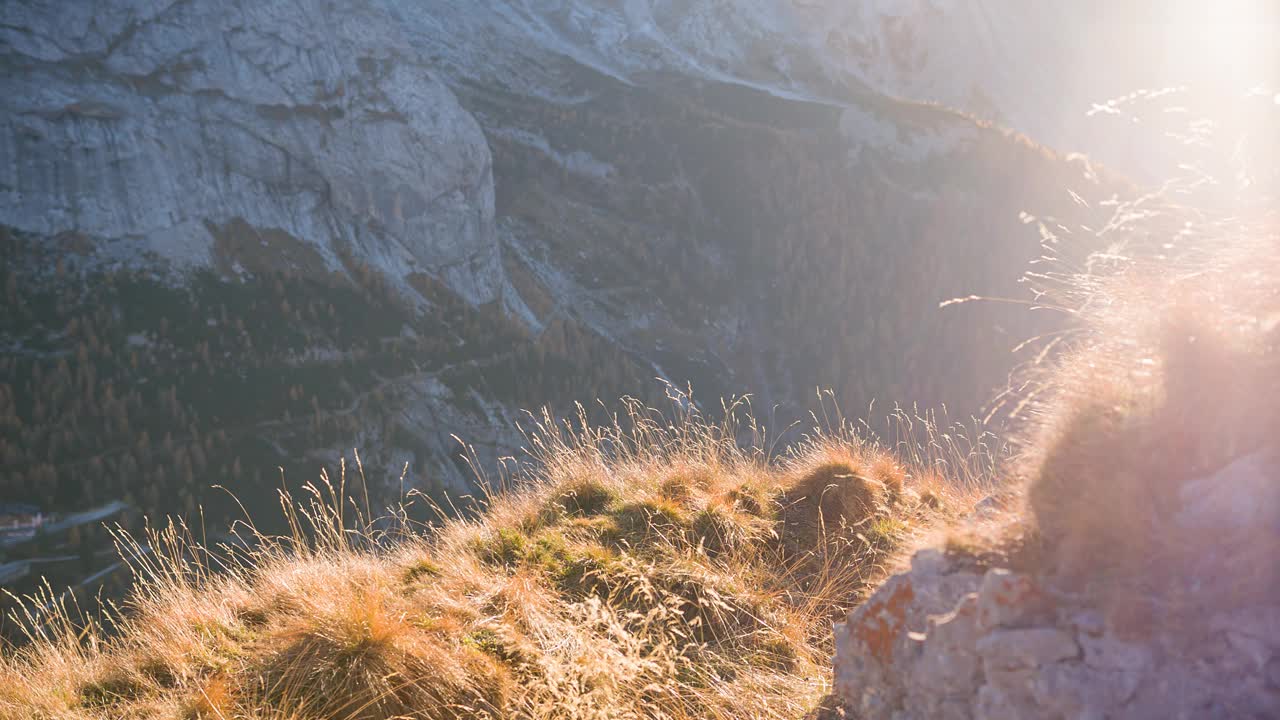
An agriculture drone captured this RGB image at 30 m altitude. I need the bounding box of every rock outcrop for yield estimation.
[835,448,1280,719]
[837,556,1280,718]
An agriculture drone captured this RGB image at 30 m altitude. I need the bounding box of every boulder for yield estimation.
[834,545,1280,718]
[832,549,982,719]
[976,569,1052,631]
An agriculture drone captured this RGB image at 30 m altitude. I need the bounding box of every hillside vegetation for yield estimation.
[6,140,1269,718]
[962,224,1280,611]
[1,0,1125,545]
[0,397,990,719]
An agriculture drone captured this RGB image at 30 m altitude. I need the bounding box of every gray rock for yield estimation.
[833,555,982,719]
[0,0,501,304]
[1211,606,1280,648]
[1032,661,1141,716]
[1266,657,1280,689]
[1177,446,1279,533]
[1067,609,1106,637]
[1226,630,1273,672]
[973,684,1041,720]
[977,628,1080,673]
[838,568,1280,719]
[911,594,983,696]
[834,574,917,718]
[1079,634,1153,672]
[981,665,1036,695]
[920,698,975,720]
[834,451,1280,719]
[1126,664,1258,720]
[964,495,1002,521]
[911,547,953,576]
[977,569,1052,631]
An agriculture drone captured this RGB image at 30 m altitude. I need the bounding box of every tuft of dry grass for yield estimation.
[1020,237,1279,586]
[778,454,885,559]
[0,395,986,720]
[927,189,1280,630]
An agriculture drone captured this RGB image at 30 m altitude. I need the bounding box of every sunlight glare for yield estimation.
[1158,0,1279,86]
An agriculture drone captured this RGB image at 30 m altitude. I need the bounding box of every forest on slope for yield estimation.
[0,0,1128,559]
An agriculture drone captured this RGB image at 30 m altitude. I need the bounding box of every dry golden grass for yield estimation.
[0,397,986,720]
[1021,236,1279,582]
[935,192,1280,624]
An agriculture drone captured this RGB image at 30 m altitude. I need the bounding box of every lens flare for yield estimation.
[1157,0,1280,85]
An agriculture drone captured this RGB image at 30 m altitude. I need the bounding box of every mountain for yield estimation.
[0,0,1127,534]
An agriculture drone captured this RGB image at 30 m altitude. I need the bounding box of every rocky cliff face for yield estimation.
[1,0,500,304]
[0,0,1124,534]
[407,0,1280,186]
[834,446,1280,719]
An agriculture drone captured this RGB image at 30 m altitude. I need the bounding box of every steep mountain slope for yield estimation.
[410,0,1280,183]
[1,0,500,302]
[0,0,1125,544]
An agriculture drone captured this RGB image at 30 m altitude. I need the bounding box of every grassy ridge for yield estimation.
[0,399,987,719]
[6,182,1270,720]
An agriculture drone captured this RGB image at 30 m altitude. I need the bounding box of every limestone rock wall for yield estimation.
[0,0,500,304]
